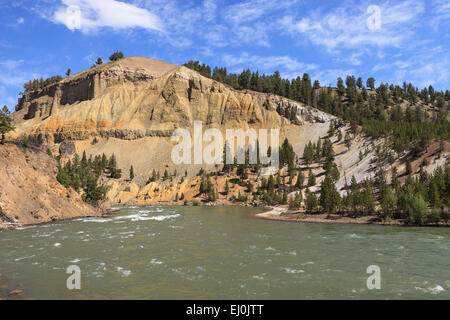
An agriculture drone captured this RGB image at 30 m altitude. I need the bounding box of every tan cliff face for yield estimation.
[12,57,331,142]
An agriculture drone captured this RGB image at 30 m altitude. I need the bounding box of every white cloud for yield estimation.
[52,0,163,34]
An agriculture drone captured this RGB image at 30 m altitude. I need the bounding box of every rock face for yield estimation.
[12,57,330,144]
[0,144,100,228]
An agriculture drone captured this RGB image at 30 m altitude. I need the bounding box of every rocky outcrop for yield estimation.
[0,144,100,228]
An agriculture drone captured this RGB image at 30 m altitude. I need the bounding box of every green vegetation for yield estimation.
[56,153,124,204]
[129,165,134,180]
[109,51,124,61]
[23,75,63,93]
[22,134,29,148]
[0,106,15,144]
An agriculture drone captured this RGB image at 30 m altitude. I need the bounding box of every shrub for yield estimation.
[406,194,428,225]
[22,134,29,148]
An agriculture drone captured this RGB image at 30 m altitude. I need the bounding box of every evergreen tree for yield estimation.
[319,176,341,212]
[129,165,135,180]
[109,51,124,61]
[344,133,352,150]
[361,180,375,213]
[307,169,316,187]
[225,180,230,195]
[0,106,15,144]
[356,77,363,89]
[305,188,318,213]
[295,171,304,189]
[405,160,412,176]
[366,77,376,90]
[380,187,397,221]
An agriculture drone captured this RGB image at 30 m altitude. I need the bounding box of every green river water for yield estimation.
[0,206,449,299]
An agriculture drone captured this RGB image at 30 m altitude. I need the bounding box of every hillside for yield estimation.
[5,56,449,226]
[0,144,100,229]
[10,57,333,181]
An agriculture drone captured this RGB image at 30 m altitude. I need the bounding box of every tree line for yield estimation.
[22,51,125,94]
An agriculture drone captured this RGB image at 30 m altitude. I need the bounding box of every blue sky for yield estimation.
[1,0,449,111]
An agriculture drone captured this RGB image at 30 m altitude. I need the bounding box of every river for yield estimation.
[0,206,449,299]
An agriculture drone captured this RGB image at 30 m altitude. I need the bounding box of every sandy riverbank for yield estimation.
[256,206,450,227]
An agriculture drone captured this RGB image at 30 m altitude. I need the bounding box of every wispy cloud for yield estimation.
[222,53,317,74]
[279,1,424,52]
[431,0,450,29]
[0,59,42,109]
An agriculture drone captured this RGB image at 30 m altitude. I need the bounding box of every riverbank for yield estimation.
[0,210,112,231]
[256,206,450,227]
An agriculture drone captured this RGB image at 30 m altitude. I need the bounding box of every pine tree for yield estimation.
[391,167,399,189]
[356,77,363,89]
[305,188,318,213]
[295,171,304,189]
[362,180,375,213]
[225,180,229,195]
[303,141,314,165]
[281,191,288,205]
[319,176,341,212]
[344,133,352,150]
[307,169,316,187]
[366,77,375,90]
[109,51,124,61]
[405,160,412,176]
[379,190,395,222]
[129,165,135,180]
[295,191,303,207]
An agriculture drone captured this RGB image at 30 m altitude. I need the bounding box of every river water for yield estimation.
[0,206,449,299]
